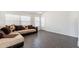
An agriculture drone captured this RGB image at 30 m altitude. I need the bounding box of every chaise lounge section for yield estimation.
[0,32,24,48]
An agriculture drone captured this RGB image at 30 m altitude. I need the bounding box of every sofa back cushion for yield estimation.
[0,33,4,38]
[0,33,3,38]
[24,26,28,30]
[28,25,34,29]
[1,27,11,34]
[0,30,4,38]
[5,25,10,29]
[15,25,25,31]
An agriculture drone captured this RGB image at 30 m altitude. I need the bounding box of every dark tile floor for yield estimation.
[24,30,78,48]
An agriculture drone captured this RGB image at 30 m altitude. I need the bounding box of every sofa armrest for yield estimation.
[25,25,38,33]
[35,27,38,33]
[32,26,38,33]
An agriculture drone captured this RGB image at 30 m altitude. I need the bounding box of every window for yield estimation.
[21,16,31,25]
[35,16,40,26]
[5,14,20,25]
[41,16,45,28]
[0,19,4,25]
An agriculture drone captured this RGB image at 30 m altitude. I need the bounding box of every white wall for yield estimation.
[69,12,78,38]
[77,13,79,46]
[41,11,79,37]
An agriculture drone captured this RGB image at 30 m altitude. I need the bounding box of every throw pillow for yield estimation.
[10,25,16,32]
[0,30,4,38]
[0,33,4,39]
[1,27,11,34]
[15,25,25,31]
[28,25,33,29]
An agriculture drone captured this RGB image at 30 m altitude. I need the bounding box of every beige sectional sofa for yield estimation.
[0,25,38,48]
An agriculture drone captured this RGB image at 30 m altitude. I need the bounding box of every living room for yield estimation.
[0,0,79,59]
[0,11,78,48]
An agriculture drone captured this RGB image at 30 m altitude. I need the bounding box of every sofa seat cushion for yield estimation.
[0,32,24,48]
[15,29,36,34]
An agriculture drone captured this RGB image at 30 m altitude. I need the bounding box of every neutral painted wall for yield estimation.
[41,11,79,37]
[77,13,79,46]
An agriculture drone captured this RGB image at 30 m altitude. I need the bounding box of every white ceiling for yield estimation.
[0,11,45,16]
[21,11,44,14]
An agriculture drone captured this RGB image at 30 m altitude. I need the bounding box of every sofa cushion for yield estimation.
[0,30,6,38]
[25,26,28,30]
[1,27,11,34]
[15,29,36,34]
[28,25,34,29]
[0,33,4,38]
[5,25,10,29]
[10,25,16,32]
[15,25,25,31]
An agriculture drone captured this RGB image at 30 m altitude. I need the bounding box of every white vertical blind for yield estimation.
[21,16,31,25]
[5,14,41,28]
[35,16,40,26]
[5,14,20,25]
[0,13,5,26]
[0,19,5,25]
[41,16,45,28]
